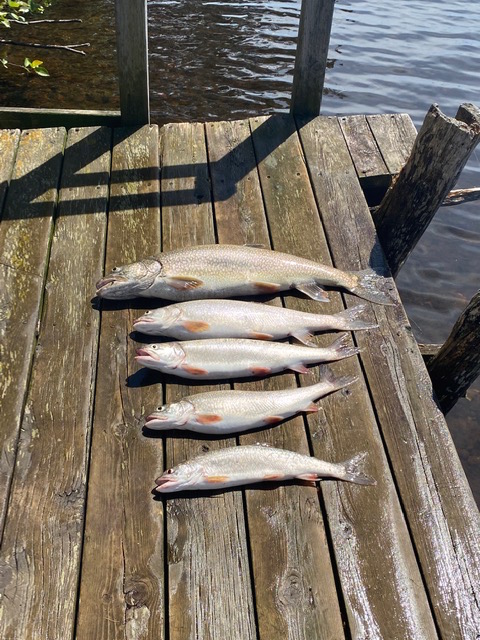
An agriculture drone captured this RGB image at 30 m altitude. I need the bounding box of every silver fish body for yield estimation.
[96,244,392,305]
[135,334,359,380]
[133,300,377,344]
[155,444,376,492]
[145,369,357,433]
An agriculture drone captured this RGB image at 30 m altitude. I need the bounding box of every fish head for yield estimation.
[133,305,182,334]
[135,342,185,369]
[96,258,162,299]
[144,400,194,429]
[155,460,203,492]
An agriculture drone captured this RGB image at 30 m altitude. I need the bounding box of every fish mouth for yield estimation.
[95,277,120,295]
[144,414,167,424]
[154,476,179,492]
[134,316,155,324]
[136,348,154,358]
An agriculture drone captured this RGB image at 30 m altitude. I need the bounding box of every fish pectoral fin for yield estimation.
[289,363,310,374]
[250,280,282,293]
[295,282,329,302]
[183,320,210,333]
[264,415,284,424]
[250,366,272,376]
[181,364,208,375]
[296,473,319,482]
[204,475,230,483]
[303,402,319,413]
[196,414,223,425]
[250,331,274,340]
[291,330,316,346]
[167,276,204,290]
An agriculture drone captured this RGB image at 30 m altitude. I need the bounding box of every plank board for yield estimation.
[367,113,417,175]
[0,127,110,639]
[0,127,65,540]
[76,126,165,640]
[249,114,438,639]
[297,114,480,638]
[160,121,257,640]
[206,118,345,639]
[0,129,20,214]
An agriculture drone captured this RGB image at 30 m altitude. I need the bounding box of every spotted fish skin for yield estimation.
[96,244,393,305]
[155,444,376,492]
[144,368,357,434]
[133,299,377,344]
[135,334,360,380]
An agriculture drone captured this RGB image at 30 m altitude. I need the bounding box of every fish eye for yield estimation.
[112,266,119,272]
[166,469,173,474]
[157,405,166,411]
[152,345,157,350]
[145,311,151,315]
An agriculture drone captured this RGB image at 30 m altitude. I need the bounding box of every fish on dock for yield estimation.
[155,444,376,492]
[96,244,393,305]
[135,334,359,380]
[133,300,377,344]
[144,367,357,433]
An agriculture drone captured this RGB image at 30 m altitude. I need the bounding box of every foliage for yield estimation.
[1,0,52,76]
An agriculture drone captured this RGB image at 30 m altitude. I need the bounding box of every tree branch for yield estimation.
[11,19,83,25]
[0,39,90,55]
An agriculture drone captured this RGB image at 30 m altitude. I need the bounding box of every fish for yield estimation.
[133,300,377,344]
[135,333,359,380]
[144,367,357,434]
[96,244,392,305]
[155,444,376,492]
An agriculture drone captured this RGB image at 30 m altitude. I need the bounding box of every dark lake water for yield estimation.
[2,0,479,503]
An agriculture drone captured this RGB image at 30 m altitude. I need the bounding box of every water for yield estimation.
[2,0,479,502]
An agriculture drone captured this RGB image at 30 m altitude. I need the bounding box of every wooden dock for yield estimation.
[1,114,479,639]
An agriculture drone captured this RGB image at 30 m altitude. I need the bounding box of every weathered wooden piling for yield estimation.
[290,0,336,116]
[428,291,480,414]
[373,103,480,277]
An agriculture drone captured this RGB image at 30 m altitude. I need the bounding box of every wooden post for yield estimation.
[115,0,150,125]
[374,103,480,277]
[290,0,336,116]
[428,291,480,414]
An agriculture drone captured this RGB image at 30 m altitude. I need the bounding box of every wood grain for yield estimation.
[0,127,65,542]
[0,107,121,130]
[76,126,164,640]
[206,118,344,640]
[161,121,257,640]
[0,129,20,214]
[297,114,480,638]
[366,113,417,175]
[250,113,437,639]
[0,127,110,639]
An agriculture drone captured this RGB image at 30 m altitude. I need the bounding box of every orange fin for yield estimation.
[205,475,229,483]
[264,415,283,424]
[167,276,203,290]
[250,331,274,340]
[250,366,272,376]
[196,414,222,425]
[182,364,208,375]
[253,281,282,293]
[264,473,284,481]
[304,402,319,413]
[297,473,319,481]
[289,363,309,374]
[183,320,210,333]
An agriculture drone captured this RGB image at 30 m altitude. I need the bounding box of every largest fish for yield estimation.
[96,244,392,305]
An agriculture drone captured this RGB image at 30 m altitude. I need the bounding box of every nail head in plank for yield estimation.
[0,126,110,640]
[250,113,438,638]
[207,118,345,639]
[297,113,480,637]
[76,125,165,640]
[0,127,65,540]
[161,121,257,640]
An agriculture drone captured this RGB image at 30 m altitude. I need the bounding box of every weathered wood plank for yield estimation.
[366,113,417,175]
[115,0,150,125]
[0,127,110,639]
[161,121,257,640]
[206,118,345,640]
[250,114,438,639]
[0,129,20,215]
[0,107,121,130]
[291,0,335,116]
[0,127,65,542]
[76,126,164,640]
[297,114,480,637]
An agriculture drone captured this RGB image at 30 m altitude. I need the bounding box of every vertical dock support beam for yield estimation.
[115,0,150,125]
[290,0,336,116]
[428,291,480,414]
[374,103,480,277]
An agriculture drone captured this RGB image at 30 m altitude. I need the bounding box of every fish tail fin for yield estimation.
[333,304,379,331]
[330,333,361,361]
[317,365,358,392]
[341,452,376,486]
[349,269,395,306]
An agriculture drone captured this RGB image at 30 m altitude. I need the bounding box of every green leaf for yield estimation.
[1,57,8,67]
[23,57,31,67]
[30,58,43,68]
[34,65,49,76]
[8,1,21,8]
